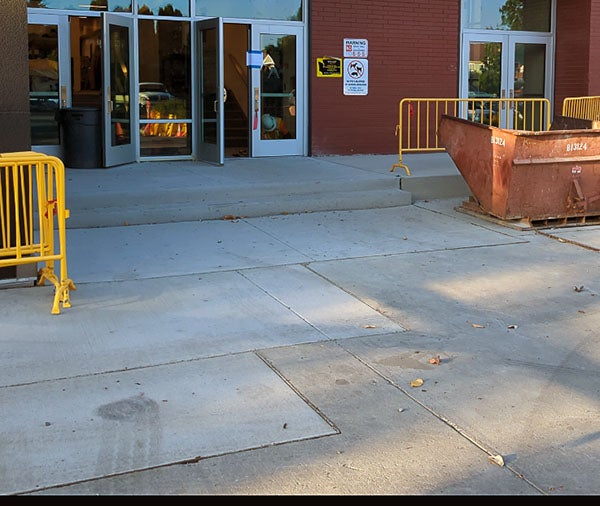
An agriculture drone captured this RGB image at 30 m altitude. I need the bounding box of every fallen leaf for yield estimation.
[573,285,584,292]
[489,454,505,467]
[410,378,424,388]
[507,324,518,329]
[472,323,485,328]
[428,355,441,365]
[362,324,377,329]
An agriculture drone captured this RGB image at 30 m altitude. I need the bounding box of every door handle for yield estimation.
[107,87,113,113]
[253,87,260,130]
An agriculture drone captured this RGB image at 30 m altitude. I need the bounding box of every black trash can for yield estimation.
[57,107,102,168]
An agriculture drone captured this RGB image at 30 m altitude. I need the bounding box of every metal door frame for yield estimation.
[27,12,71,159]
[195,17,225,165]
[102,13,137,167]
[460,31,554,128]
[250,23,305,157]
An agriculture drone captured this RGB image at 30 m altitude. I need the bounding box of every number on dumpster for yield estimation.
[490,136,506,147]
[567,142,587,152]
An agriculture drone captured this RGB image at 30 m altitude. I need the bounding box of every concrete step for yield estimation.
[66,187,412,228]
[62,153,470,229]
[400,173,470,202]
[392,152,471,203]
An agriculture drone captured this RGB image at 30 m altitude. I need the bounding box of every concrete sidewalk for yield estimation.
[1,156,599,495]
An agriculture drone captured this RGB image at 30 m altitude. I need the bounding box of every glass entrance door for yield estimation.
[251,25,304,157]
[28,13,69,158]
[102,13,136,167]
[461,32,552,129]
[196,17,225,165]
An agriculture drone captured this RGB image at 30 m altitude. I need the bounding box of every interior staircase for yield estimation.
[224,90,248,154]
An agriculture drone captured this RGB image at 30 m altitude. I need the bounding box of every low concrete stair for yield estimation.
[63,153,470,228]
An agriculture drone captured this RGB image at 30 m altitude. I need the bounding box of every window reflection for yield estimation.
[29,24,60,146]
[138,19,191,156]
[109,24,131,146]
[27,0,192,15]
[260,34,296,140]
[138,1,189,16]
[196,0,302,21]
[27,1,132,12]
[462,0,551,32]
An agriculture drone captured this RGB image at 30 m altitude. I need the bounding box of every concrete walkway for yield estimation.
[1,155,598,495]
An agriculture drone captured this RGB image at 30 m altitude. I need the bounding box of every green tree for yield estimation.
[478,43,501,96]
[500,0,524,30]
[158,4,183,17]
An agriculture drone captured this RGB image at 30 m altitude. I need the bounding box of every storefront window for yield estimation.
[196,0,302,21]
[462,0,551,32]
[138,19,191,156]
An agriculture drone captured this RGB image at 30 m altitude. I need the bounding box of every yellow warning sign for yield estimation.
[316,57,342,77]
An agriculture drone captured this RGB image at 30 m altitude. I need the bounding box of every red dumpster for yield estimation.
[438,115,600,226]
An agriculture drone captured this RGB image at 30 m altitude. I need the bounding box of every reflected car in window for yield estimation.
[139,82,174,104]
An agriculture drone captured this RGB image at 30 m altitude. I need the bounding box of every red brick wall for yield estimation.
[589,1,600,95]
[554,0,592,115]
[309,0,460,155]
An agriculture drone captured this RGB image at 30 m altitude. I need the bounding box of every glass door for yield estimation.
[102,13,136,167]
[461,32,552,129]
[196,17,224,165]
[28,13,70,158]
[251,25,304,157]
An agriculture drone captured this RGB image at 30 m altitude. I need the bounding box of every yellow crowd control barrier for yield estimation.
[392,97,551,175]
[562,95,600,123]
[0,151,75,314]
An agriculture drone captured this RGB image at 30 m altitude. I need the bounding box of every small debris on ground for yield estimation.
[489,454,505,467]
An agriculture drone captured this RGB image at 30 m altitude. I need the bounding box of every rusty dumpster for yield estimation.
[437,114,600,227]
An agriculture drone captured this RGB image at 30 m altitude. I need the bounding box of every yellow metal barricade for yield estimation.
[0,151,75,314]
[392,97,551,175]
[562,96,600,122]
